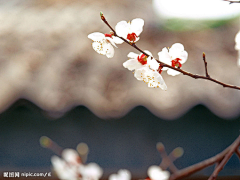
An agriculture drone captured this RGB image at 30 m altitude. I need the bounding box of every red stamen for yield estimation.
[127,33,137,42]
[171,58,182,68]
[137,54,147,65]
[104,33,113,38]
[158,66,163,74]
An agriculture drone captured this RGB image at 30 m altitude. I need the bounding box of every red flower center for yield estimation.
[137,54,147,65]
[104,33,113,38]
[171,58,182,68]
[127,33,137,42]
[158,66,163,74]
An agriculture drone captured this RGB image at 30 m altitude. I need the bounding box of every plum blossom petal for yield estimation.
[134,67,167,90]
[92,41,107,56]
[104,42,115,58]
[109,169,131,180]
[130,18,144,36]
[112,36,124,44]
[115,21,129,38]
[88,32,105,41]
[167,69,181,76]
[144,50,153,57]
[106,37,118,48]
[152,71,167,90]
[148,58,159,71]
[148,165,170,180]
[127,52,139,59]
[123,59,143,71]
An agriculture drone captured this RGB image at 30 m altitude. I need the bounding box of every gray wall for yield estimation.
[0,100,240,178]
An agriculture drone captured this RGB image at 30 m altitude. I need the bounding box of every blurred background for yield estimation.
[0,0,240,179]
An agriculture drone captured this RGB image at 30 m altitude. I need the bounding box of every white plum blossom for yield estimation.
[123,51,159,71]
[147,165,170,180]
[115,18,144,43]
[123,51,167,90]
[134,67,167,90]
[51,149,81,180]
[109,169,131,180]
[158,43,188,76]
[79,163,103,180]
[235,30,240,66]
[88,32,123,58]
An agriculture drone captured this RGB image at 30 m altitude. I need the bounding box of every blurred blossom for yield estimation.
[79,163,103,180]
[147,166,170,180]
[51,155,80,180]
[51,149,82,180]
[109,169,131,180]
[235,30,240,66]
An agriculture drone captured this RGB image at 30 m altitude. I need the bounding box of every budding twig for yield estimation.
[203,52,210,78]
[100,12,240,91]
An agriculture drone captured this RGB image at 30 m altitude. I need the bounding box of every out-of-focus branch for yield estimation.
[169,135,240,180]
[156,136,240,180]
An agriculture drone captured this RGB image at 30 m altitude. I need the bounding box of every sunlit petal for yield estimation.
[88,32,105,41]
[130,18,144,36]
[115,21,129,38]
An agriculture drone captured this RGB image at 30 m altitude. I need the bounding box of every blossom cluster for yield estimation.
[88,18,188,90]
[51,147,170,180]
[51,148,103,180]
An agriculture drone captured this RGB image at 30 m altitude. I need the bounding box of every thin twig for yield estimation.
[100,13,240,91]
[203,52,210,78]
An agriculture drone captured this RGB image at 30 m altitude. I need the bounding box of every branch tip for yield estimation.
[203,52,205,58]
[100,11,105,20]
[172,147,184,158]
[156,142,165,152]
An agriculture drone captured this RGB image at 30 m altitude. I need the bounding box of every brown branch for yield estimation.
[208,136,240,180]
[169,135,240,180]
[100,12,240,91]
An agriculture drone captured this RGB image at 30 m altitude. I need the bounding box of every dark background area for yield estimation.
[0,99,239,179]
